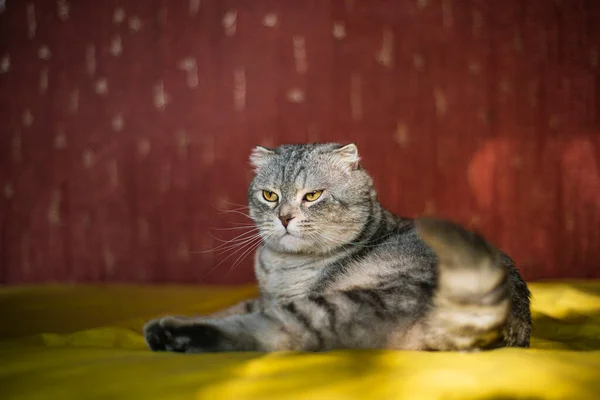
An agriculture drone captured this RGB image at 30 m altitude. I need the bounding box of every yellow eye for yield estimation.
[304,190,323,202]
[262,190,279,202]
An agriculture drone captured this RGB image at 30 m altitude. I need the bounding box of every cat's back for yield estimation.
[323,218,438,293]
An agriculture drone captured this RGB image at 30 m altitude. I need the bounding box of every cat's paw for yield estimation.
[143,317,229,353]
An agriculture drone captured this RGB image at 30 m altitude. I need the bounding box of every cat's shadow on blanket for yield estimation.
[532,310,600,350]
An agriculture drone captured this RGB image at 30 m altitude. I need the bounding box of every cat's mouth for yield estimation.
[280,227,298,236]
[279,231,304,246]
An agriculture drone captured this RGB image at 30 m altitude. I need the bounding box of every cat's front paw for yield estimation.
[143,317,230,353]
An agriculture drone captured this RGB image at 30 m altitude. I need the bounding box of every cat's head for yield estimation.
[248,143,375,255]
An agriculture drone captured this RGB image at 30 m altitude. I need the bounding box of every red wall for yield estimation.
[1,0,599,284]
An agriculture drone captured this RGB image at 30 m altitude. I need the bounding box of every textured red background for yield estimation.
[1,0,599,284]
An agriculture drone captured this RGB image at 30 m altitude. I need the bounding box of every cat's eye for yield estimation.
[262,190,279,202]
[304,190,323,202]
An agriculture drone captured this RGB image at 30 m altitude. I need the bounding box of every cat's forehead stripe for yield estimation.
[294,166,307,189]
[275,149,310,190]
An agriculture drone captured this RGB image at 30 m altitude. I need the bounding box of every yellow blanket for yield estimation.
[1,281,600,399]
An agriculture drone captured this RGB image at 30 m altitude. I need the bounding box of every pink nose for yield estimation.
[279,215,295,228]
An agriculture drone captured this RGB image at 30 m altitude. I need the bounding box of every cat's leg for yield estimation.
[144,298,260,333]
[411,217,526,351]
[144,291,393,353]
[204,298,260,318]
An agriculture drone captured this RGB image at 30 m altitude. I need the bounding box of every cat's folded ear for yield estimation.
[249,146,276,172]
[332,143,361,172]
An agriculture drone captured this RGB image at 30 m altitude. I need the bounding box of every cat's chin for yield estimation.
[265,233,317,254]
[269,234,334,255]
[278,233,308,252]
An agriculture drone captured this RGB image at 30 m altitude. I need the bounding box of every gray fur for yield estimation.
[144,143,531,353]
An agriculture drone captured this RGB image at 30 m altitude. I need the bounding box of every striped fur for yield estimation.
[144,143,531,353]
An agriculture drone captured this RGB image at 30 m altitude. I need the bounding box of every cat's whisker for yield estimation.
[224,230,280,276]
[211,201,249,211]
[211,233,265,255]
[213,208,253,219]
[220,200,251,209]
[224,221,258,226]
[208,229,259,244]
[306,231,346,250]
[215,206,250,214]
[211,225,258,231]
[212,239,262,257]
[191,230,262,254]
[226,233,273,276]
[202,235,264,277]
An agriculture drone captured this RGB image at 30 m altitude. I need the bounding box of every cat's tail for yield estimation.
[415,217,511,351]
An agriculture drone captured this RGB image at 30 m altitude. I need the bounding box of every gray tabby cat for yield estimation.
[144,143,531,352]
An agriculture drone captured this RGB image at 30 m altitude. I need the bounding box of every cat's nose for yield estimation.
[279,215,295,228]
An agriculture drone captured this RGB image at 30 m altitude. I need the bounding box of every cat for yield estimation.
[144,143,531,352]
